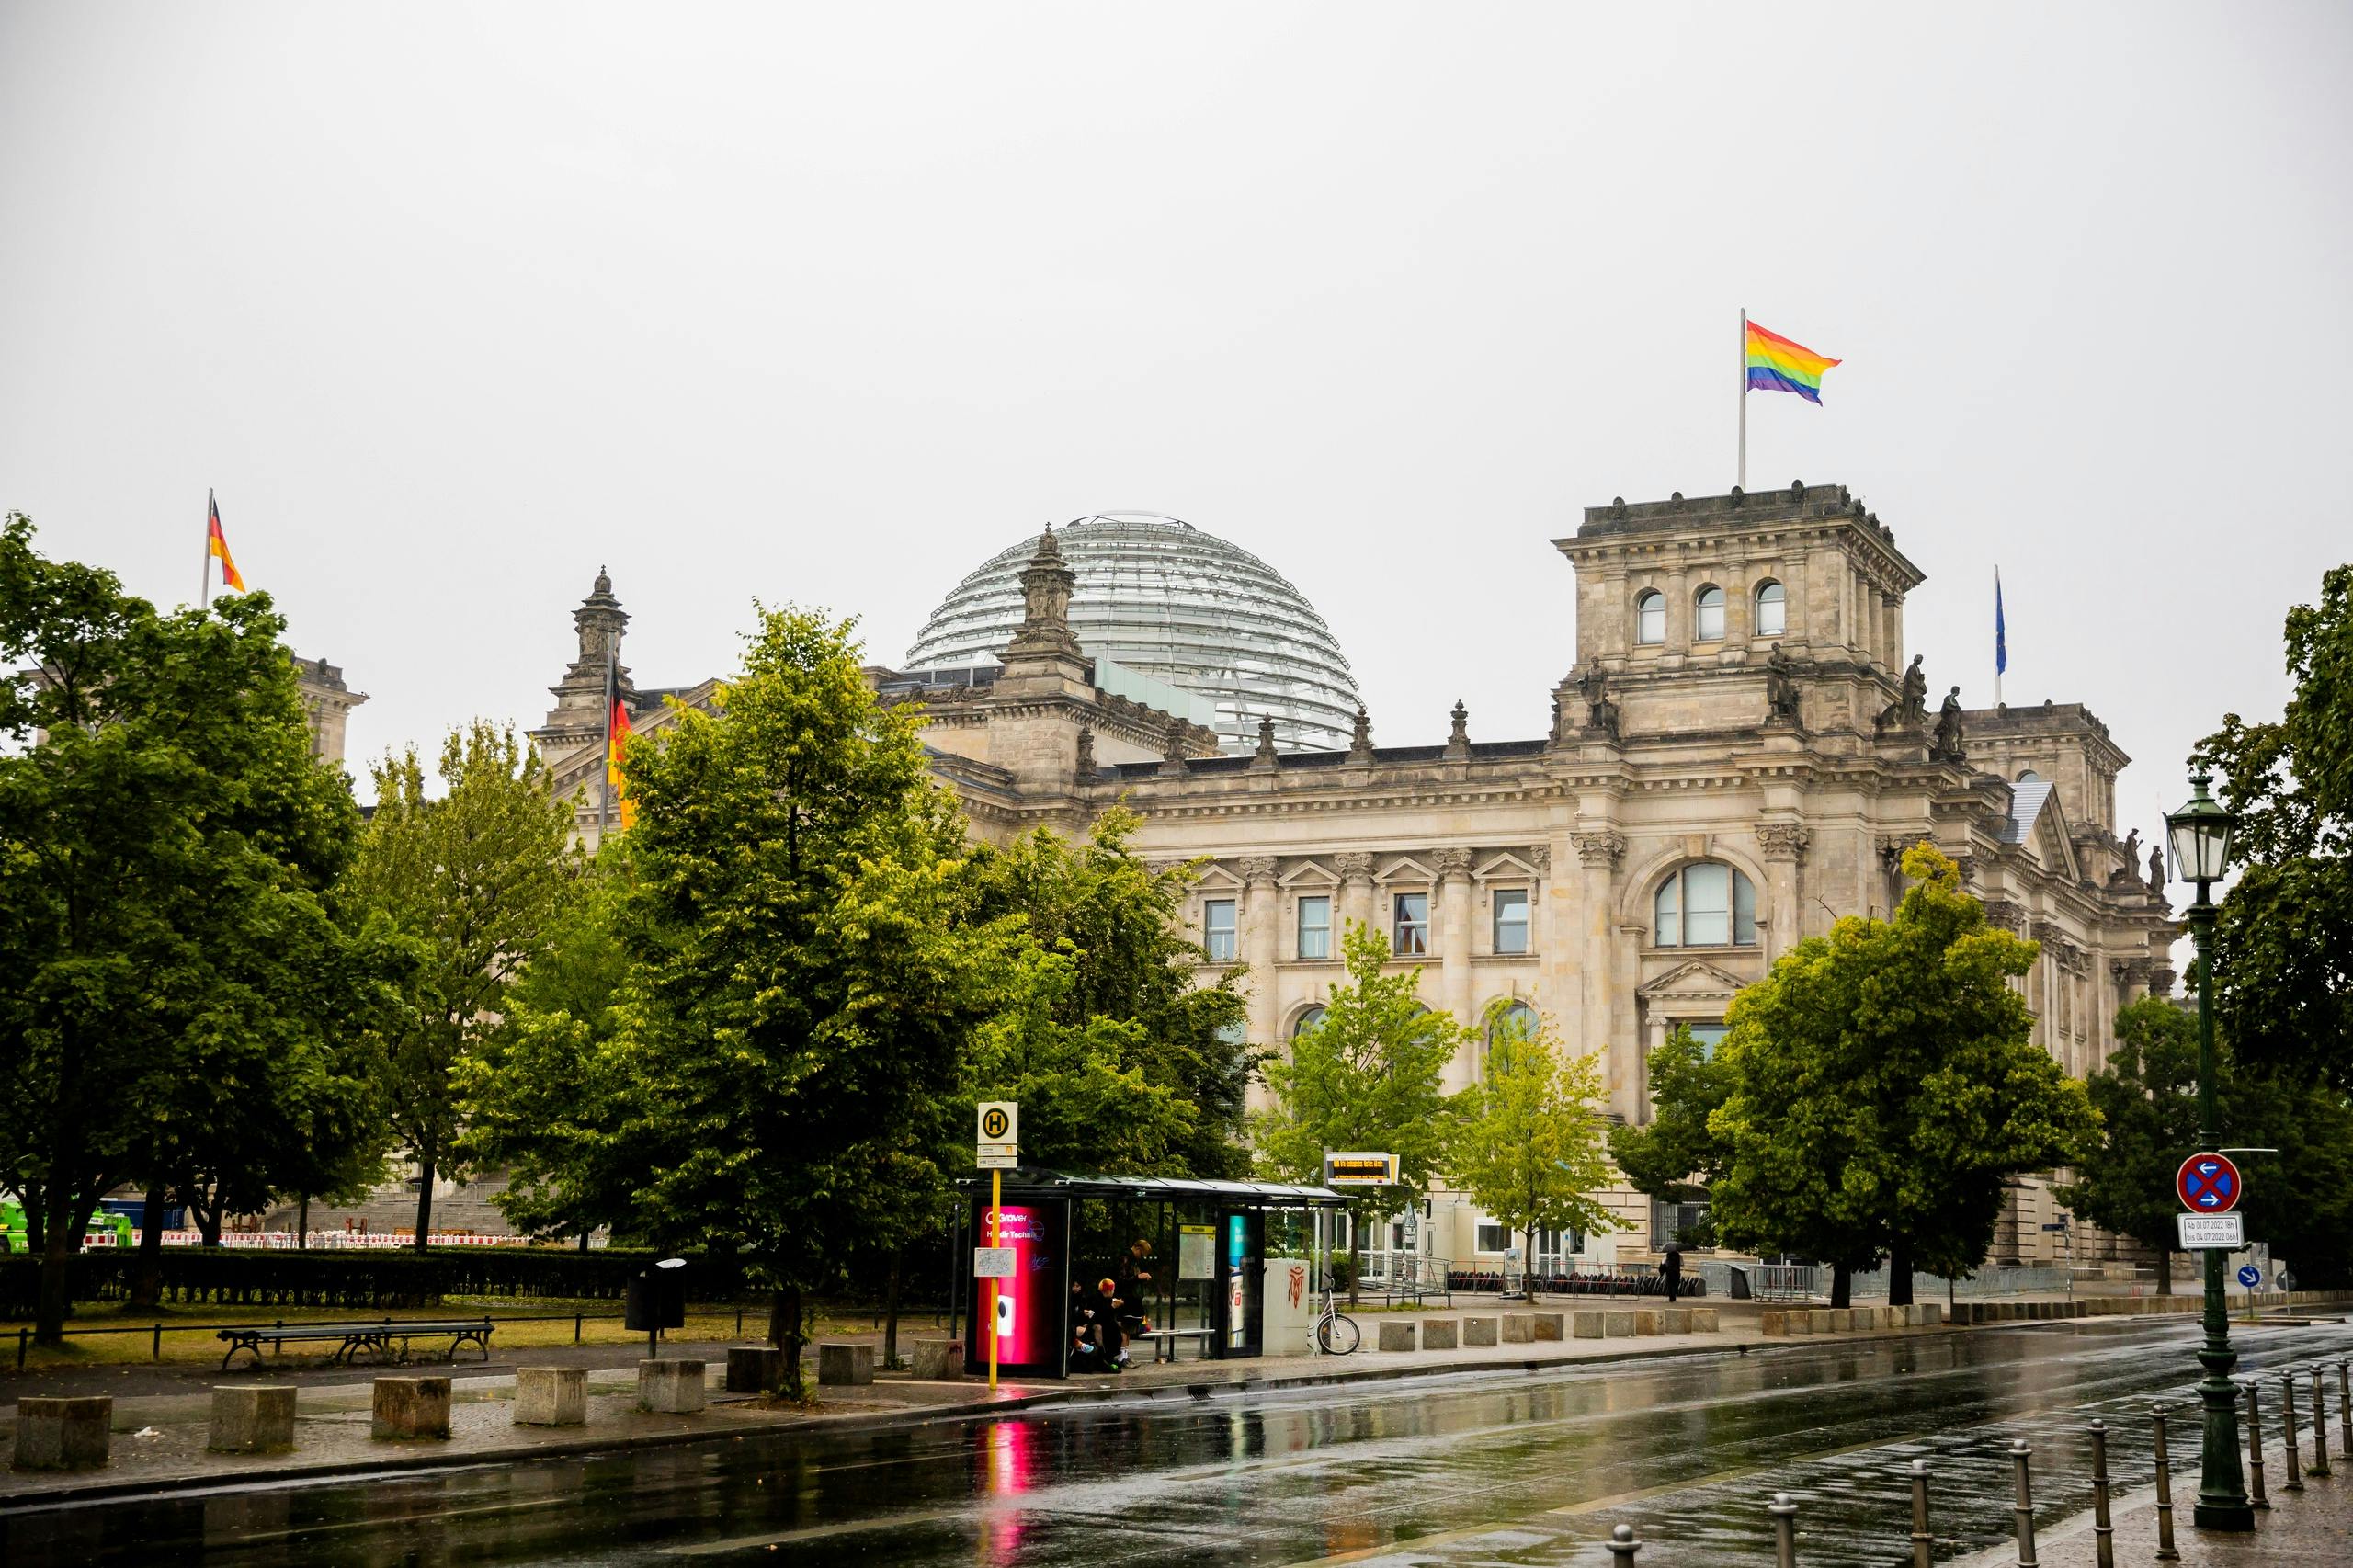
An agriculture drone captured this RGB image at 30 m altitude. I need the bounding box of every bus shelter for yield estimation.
[953,1170,1349,1378]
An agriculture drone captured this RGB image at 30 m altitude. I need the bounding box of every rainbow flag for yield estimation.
[607,696,637,830]
[1745,321,1840,404]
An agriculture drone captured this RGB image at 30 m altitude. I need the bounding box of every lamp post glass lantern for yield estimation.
[2166,766,2251,1531]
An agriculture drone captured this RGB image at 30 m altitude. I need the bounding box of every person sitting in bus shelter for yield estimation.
[1091,1277,1130,1370]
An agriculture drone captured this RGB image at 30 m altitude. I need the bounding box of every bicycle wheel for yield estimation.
[1317,1312,1361,1356]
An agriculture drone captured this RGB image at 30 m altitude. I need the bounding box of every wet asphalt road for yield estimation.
[8,1315,2350,1567]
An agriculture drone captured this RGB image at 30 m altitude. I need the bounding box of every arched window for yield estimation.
[1291,1005,1327,1040]
[1754,580,1786,637]
[2018,768,2042,783]
[1635,589,1665,645]
[1694,585,1725,642]
[1654,862,1758,947]
[1486,1001,1538,1073]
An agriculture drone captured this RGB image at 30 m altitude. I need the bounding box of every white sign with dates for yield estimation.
[2177,1212,2245,1250]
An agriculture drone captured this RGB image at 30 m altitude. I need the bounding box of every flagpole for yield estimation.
[1737,309,1747,491]
[200,489,213,610]
[1994,565,2004,709]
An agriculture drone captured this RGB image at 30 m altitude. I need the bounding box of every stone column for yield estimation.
[1241,857,1280,1046]
[1888,592,1905,668]
[1756,824,1809,961]
[1437,846,1474,1042]
[1573,829,1628,1117]
[1336,852,1376,947]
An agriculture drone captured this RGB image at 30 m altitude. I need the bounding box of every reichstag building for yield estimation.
[532,486,2178,1278]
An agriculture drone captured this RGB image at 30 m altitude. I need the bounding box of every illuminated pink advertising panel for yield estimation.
[964,1199,1070,1378]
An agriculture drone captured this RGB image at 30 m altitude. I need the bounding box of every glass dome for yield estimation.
[903,512,1362,754]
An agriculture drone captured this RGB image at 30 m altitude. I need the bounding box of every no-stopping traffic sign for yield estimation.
[2177,1152,2242,1213]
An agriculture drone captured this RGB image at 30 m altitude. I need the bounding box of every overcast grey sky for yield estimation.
[5,4,2347,837]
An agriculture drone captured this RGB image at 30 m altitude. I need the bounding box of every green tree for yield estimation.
[2198,562,2353,1093]
[2053,998,2203,1295]
[340,722,580,1250]
[0,514,369,1340]
[1254,923,1465,1300]
[1608,1024,1734,1211]
[1709,845,2100,1306]
[1447,1004,1616,1299]
[574,606,1015,1392]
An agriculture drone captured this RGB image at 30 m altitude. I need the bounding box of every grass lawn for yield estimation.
[0,1299,947,1371]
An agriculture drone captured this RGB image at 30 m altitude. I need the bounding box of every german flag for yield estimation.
[207,492,244,591]
[607,697,637,830]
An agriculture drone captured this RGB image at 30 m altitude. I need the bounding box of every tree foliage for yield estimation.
[1607,1025,1733,1207]
[2052,998,2202,1292]
[0,514,378,1338]
[1447,1004,1616,1290]
[1709,845,2100,1304]
[2198,562,2353,1092]
[339,722,579,1249]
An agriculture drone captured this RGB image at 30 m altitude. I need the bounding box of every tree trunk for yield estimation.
[413,1141,437,1255]
[1829,1260,1853,1309]
[36,1175,78,1346]
[2155,1245,2173,1296]
[1521,1230,1538,1304]
[883,1250,904,1369]
[578,1228,591,1252]
[297,1195,310,1251]
[1887,1238,1915,1307]
[767,1283,806,1394]
[131,1180,168,1311]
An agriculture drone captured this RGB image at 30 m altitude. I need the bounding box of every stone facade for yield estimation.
[535,483,2178,1273]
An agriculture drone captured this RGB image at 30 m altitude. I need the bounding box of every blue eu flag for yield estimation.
[1995,570,2008,677]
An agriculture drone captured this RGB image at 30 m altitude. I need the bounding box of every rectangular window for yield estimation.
[1203,899,1236,961]
[1686,1022,1730,1062]
[1475,1219,1510,1255]
[1683,862,1732,946]
[1492,888,1529,954]
[1392,892,1429,955]
[1296,894,1331,960]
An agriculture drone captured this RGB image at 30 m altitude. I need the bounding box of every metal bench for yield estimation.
[216,1318,495,1369]
[1132,1326,1217,1364]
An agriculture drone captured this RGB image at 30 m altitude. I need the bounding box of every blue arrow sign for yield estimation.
[2237,1264,2261,1289]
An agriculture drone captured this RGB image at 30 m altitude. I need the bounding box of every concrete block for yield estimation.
[371,1377,451,1440]
[208,1386,296,1453]
[1502,1314,1536,1344]
[1828,1309,1854,1332]
[12,1396,112,1470]
[638,1358,708,1413]
[910,1337,961,1379]
[1690,1307,1719,1333]
[1808,1310,1835,1333]
[1422,1318,1459,1350]
[816,1343,873,1387]
[1760,1309,1788,1336]
[1377,1320,1417,1353]
[1663,1308,1694,1335]
[515,1367,586,1426]
[1571,1311,1606,1339]
[1603,1310,1636,1338]
[725,1346,785,1393]
[1462,1315,1499,1346]
[1530,1312,1564,1341]
[1917,1303,1942,1327]
[1633,1310,1663,1335]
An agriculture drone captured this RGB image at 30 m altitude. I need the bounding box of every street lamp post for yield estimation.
[2166,767,2252,1532]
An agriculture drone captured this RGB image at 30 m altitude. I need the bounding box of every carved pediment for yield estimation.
[1376,855,1435,885]
[1637,959,1750,1001]
[1475,849,1543,882]
[1277,860,1337,890]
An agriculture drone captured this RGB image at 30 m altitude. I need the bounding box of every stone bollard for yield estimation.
[1422,1319,1459,1350]
[1462,1315,1499,1346]
[1530,1312,1564,1341]
[2152,1408,2180,1562]
[371,1377,451,1440]
[639,1358,708,1414]
[1602,1310,1637,1338]
[1663,1307,1693,1335]
[11,1396,112,1471]
[1606,1520,1640,1563]
[725,1346,785,1393]
[515,1367,587,1426]
[2009,1439,2037,1567]
[817,1343,874,1386]
[2246,1381,2270,1509]
[1632,1310,1663,1335]
[1570,1312,1606,1340]
[208,1386,297,1453]
[1689,1307,1719,1333]
[1501,1314,1535,1345]
[1377,1320,1417,1353]
[1768,1490,1799,1568]
[910,1337,961,1380]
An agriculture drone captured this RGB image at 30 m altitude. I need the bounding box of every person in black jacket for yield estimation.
[1661,1244,1684,1304]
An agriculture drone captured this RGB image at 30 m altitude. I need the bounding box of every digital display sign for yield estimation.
[964,1199,1070,1378]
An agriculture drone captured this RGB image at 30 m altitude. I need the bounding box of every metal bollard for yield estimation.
[1908,1459,1933,1568]
[2312,1365,2334,1477]
[2246,1381,2270,1508]
[2282,1375,2306,1491]
[2340,1359,2351,1459]
[2010,1439,2038,1568]
[2087,1420,2113,1568]
[2151,1407,2179,1562]
[1604,1522,1639,1564]
[1768,1491,1799,1568]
